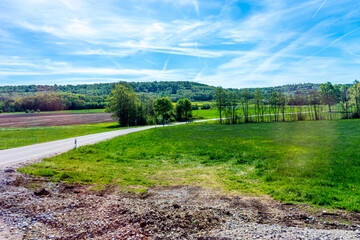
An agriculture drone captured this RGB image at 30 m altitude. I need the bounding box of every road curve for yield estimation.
[0,119,218,169]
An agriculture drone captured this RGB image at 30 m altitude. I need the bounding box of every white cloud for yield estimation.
[0,0,359,87]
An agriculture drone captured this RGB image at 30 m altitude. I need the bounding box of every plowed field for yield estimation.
[0,113,115,127]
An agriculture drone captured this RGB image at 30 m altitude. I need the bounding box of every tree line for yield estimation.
[0,81,345,105]
[215,81,360,124]
[106,83,193,126]
[0,81,214,102]
[0,93,106,113]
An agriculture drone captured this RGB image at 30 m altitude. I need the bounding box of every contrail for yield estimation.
[313,0,327,18]
[306,26,360,59]
[193,0,199,17]
[58,0,74,10]
[144,58,158,66]
[112,61,121,68]
[195,41,202,63]
[328,26,360,47]
[162,56,171,72]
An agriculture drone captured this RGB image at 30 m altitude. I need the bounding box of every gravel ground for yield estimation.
[0,169,359,239]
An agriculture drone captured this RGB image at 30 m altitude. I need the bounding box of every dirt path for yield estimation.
[0,170,359,239]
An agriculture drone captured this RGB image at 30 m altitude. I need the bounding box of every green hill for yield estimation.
[0,81,348,102]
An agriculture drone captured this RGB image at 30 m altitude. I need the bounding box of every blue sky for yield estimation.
[0,0,359,88]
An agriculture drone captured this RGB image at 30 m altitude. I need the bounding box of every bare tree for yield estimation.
[240,89,252,123]
[215,87,227,124]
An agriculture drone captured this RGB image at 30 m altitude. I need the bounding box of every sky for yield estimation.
[0,0,359,88]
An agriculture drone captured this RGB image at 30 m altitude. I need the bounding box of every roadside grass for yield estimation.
[20,119,360,211]
[0,122,121,150]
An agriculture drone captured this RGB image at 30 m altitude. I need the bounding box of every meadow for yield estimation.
[193,104,344,121]
[20,119,360,211]
[0,122,120,150]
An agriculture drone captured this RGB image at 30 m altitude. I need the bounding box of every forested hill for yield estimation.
[0,81,348,101]
[0,82,215,101]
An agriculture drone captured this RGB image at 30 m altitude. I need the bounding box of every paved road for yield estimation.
[0,119,218,169]
[0,110,322,168]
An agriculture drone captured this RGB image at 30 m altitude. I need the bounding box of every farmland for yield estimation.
[20,119,360,212]
[0,112,115,128]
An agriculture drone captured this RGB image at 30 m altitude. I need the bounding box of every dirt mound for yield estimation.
[0,170,359,239]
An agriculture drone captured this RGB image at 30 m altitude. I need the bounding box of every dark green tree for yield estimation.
[175,99,184,121]
[320,82,339,112]
[182,98,192,120]
[175,98,192,121]
[350,80,360,117]
[105,83,137,126]
[153,97,173,123]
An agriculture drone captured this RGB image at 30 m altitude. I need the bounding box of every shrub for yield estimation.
[201,104,211,110]
[192,104,199,110]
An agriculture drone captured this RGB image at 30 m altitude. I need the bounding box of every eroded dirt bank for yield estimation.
[0,169,359,239]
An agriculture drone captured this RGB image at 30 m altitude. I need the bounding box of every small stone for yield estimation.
[34,188,50,196]
[4,168,15,173]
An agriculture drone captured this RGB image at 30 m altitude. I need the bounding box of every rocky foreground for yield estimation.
[0,169,359,239]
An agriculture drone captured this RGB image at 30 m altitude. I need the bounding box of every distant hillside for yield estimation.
[0,81,350,102]
[0,81,215,102]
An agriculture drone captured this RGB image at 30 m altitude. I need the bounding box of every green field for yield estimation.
[192,105,342,120]
[192,109,218,119]
[20,119,360,211]
[0,122,121,150]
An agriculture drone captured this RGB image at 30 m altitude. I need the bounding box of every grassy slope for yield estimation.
[20,119,360,211]
[0,122,121,150]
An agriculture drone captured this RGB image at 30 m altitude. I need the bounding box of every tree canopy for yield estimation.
[105,83,138,126]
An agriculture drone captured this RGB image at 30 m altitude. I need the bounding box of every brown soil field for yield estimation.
[0,113,116,127]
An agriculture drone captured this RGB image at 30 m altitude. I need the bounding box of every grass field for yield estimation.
[20,119,360,211]
[0,122,121,150]
[192,109,218,119]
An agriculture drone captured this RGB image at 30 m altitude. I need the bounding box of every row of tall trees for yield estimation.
[215,81,360,124]
[105,83,193,126]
